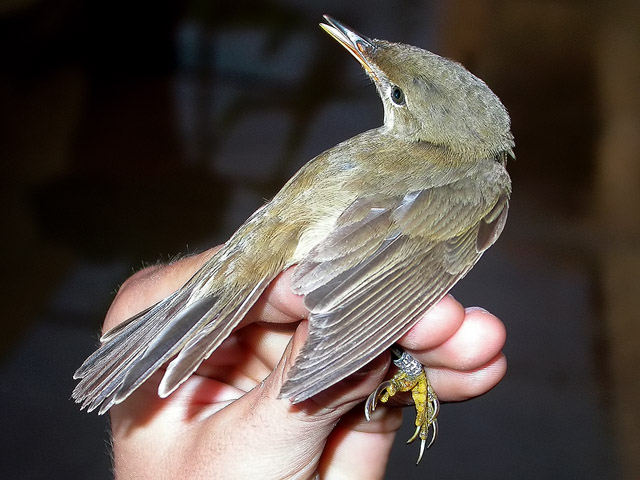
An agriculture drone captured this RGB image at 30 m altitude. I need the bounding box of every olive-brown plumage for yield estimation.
[73,16,513,416]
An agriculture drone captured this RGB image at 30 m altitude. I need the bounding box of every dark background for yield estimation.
[1,0,638,478]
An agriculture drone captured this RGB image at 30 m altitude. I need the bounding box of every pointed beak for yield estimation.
[320,15,378,81]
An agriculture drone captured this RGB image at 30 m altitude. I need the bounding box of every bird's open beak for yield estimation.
[320,15,378,81]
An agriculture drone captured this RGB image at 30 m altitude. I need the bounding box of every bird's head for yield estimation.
[321,16,514,158]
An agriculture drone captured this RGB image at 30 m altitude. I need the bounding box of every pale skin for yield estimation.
[106,247,507,479]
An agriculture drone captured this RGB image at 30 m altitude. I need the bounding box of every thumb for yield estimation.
[198,320,390,479]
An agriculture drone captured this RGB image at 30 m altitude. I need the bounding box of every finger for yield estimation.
[426,352,507,401]
[397,301,507,402]
[244,267,308,324]
[416,306,507,371]
[316,405,402,479]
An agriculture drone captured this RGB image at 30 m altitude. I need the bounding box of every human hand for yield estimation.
[104,247,506,479]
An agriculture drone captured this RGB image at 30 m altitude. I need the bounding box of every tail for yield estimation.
[72,255,275,415]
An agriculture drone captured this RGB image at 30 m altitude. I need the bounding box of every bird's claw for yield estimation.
[364,380,393,420]
[364,349,440,464]
[405,391,438,464]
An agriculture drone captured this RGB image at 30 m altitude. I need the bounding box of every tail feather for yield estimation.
[72,277,273,414]
[72,291,191,412]
[113,296,220,403]
[98,303,155,343]
[158,276,274,397]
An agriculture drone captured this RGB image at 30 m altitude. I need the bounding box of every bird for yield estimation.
[73,15,513,463]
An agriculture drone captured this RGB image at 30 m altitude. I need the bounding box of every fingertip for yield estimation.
[246,268,308,325]
[460,307,507,370]
[270,268,308,320]
[426,306,506,372]
[465,306,507,350]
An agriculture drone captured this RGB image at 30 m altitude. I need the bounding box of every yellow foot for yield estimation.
[364,347,439,464]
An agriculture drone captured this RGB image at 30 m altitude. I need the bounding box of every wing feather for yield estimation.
[281,179,508,402]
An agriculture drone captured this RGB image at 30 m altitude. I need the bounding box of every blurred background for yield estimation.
[1,0,638,478]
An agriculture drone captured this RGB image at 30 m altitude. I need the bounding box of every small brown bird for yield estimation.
[73,16,513,463]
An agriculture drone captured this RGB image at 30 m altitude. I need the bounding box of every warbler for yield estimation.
[73,15,513,463]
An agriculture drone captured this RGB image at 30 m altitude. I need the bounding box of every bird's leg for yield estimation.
[364,346,439,464]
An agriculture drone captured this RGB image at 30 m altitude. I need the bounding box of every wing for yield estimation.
[280,176,509,402]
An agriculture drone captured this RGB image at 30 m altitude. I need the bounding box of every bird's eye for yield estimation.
[391,86,405,105]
